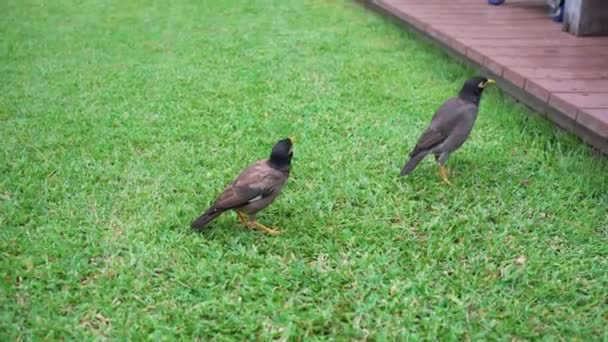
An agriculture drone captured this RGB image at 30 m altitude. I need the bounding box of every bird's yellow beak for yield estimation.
[479,79,495,88]
[289,135,297,143]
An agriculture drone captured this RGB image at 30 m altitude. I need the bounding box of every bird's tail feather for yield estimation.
[191,208,225,230]
[400,152,427,176]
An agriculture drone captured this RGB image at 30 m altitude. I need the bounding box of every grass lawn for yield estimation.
[1,0,607,339]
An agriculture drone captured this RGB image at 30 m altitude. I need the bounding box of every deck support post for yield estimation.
[563,0,608,36]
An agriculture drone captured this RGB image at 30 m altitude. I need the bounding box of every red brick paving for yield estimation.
[364,0,608,154]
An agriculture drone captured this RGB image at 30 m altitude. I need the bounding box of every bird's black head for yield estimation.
[268,136,295,170]
[458,76,495,105]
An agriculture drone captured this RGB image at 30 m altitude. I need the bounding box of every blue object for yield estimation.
[488,0,564,23]
[550,1,564,22]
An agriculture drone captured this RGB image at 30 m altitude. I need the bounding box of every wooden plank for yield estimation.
[510,67,608,80]
[407,10,546,17]
[503,68,525,88]
[490,56,608,68]
[466,48,485,65]
[451,31,578,39]
[462,38,608,47]
[433,27,564,37]
[552,93,608,109]
[524,80,551,103]
[483,57,504,76]
[577,109,608,138]
[475,46,608,57]
[548,94,579,119]
[530,79,608,93]
[419,17,548,25]
[425,27,467,55]
[404,5,544,11]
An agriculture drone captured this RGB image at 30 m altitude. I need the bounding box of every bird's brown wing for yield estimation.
[409,128,446,157]
[210,161,281,211]
[409,97,477,157]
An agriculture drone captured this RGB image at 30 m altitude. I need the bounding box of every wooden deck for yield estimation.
[363,0,608,154]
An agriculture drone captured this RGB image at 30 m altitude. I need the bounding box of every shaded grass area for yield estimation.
[1,0,607,339]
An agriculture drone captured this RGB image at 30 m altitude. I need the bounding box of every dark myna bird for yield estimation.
[191,137,295,235]
[400,76,495,184]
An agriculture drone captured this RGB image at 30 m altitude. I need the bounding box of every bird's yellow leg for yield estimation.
[439,165,452,185]
[248,221,282,235]
[235,210,248,225]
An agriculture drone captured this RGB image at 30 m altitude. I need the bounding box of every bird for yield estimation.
[191,136,295,235]
[400,76,495,184]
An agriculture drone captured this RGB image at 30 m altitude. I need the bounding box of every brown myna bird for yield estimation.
[400,76,494,184]
[191,137,295,235]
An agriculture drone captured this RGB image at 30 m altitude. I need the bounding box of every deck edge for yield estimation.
[359,0,608,155]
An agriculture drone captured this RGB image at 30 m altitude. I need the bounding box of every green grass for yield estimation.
[1,0,607,339]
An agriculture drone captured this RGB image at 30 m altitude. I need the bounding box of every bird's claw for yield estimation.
[245,221,283,236]
[264,228,283,236]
